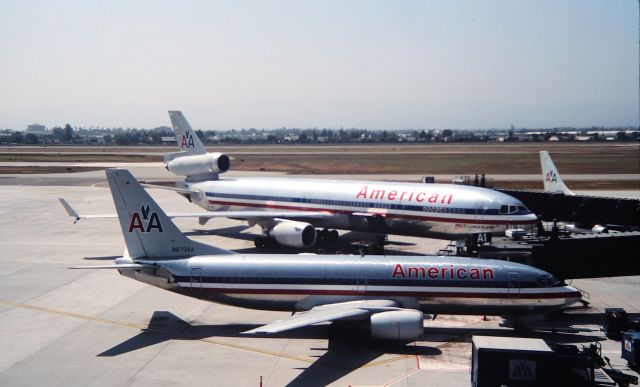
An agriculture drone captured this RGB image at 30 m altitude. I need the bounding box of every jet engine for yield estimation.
[370,310,424,341]
[166,153,230,176]
[269,221,317,248]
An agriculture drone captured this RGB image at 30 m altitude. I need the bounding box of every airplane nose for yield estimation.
[563,285,583,306]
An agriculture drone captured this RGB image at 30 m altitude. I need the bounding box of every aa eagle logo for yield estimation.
[181,130,195,148]
[128,204,163,233]
[545,170,557,183]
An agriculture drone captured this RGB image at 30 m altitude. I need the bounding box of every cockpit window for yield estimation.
[500,204,527,214]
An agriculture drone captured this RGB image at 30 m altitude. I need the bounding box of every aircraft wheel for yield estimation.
[254,237,266,248]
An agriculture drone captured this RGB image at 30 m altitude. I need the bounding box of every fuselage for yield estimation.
[122,254,580,316]
[186,177,538,240]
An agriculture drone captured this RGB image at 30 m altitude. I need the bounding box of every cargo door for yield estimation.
[508,272,520,298]
[190,267,203,296]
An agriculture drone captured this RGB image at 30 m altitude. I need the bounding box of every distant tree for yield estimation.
[63,124,74,142]
[10,131,24,143]
[616,131,628,141]
[442,129,453,137]
[114,134,129,145]
[298,133,308,143]
[52,127,64,141]
[24,133,38,144]
[196,130,206,141]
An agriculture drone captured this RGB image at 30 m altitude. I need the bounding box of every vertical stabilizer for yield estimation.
[540,151,574,195]
[106,169,233,258]
[168,111,208,155]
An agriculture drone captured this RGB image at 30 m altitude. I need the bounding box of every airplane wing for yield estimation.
[242,299,400,335]
[59,198,333,223]
[140,183,197,195]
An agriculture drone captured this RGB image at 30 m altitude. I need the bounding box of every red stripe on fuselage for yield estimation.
[207,200,536,226]
[187,286,580,299]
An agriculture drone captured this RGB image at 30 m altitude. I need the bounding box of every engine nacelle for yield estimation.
[591,225,609,233]
[370,310,424,341]
[166,153,230,176]
[270,221,317,248]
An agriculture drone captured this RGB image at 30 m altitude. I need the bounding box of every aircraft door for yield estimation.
[190,267,203,296]
[356,278,367,294]
[507,272,520,299]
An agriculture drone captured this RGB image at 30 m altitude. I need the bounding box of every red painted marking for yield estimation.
[188,287,581,300]
[207,200,537,226]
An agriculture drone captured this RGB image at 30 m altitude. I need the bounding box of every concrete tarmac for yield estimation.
[0,173,639,386]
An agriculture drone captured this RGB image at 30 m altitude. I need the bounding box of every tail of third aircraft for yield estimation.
[106,168,233,258]
[540,151,574,195]
[168,110,208,156]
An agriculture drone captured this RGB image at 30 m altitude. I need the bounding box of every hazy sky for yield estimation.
[1,0,638,130]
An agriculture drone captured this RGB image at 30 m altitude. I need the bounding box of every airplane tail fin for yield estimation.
[540,151,574,195]
[167,111,208,157]
[106,168,233,258]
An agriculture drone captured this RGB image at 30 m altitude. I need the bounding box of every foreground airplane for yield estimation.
[74,168,581,341]
[156,111,538,249]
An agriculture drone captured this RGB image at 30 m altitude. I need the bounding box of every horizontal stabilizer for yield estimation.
[58,198,117,222]
[59,197,333,222]
[69,263,146,269]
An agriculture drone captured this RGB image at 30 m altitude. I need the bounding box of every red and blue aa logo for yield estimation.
[545,170,557,183]
[181,130,195,149]
[128,204,163,233]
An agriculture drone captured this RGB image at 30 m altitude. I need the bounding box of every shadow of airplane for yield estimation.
[98,311,441,385]
[285,339,439,387]
[98,309,610,384]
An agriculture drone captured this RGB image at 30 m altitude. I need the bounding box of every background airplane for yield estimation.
[159,111,537,250]
[540,150,574,195]
[73,168,581,342]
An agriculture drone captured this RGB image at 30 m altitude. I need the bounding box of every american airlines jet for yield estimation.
[160,111,537,249]
[73,168,580,342]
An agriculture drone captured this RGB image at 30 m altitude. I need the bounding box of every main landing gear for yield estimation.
[254,236,279,249]
[317,228,339,241]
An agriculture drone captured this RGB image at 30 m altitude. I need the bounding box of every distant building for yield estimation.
[26,124,46,133]
[161,136,177,145]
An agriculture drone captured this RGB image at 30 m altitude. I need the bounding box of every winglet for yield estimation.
[59,198,81,223]
[540,151,574,195]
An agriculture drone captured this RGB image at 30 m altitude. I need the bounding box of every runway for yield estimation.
[0,170,638,386]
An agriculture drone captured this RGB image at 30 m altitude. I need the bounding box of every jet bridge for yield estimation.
[477,231,640,280]
[496,189,640,229]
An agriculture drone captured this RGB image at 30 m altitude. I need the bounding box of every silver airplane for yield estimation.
[154,111,538,249]
[76,168,581,341]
